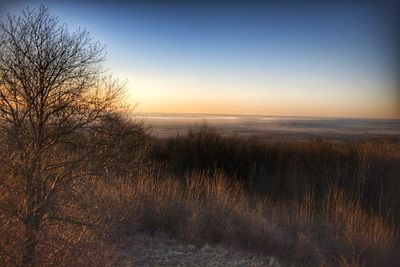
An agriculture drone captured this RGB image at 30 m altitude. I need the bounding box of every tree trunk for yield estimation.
[22,221,38,267]
[22,173,39,267]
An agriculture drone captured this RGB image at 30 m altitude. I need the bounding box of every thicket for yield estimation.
[150,125,400,226]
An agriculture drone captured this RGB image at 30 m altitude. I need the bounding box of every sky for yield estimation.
[1,1,399,118]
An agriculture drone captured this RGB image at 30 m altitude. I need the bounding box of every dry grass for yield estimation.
[91,170,398,267]
[1,167,398,266]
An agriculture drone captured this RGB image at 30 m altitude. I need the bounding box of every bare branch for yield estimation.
[0,5,125,266]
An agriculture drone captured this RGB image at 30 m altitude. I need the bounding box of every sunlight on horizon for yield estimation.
[129,71,399,119]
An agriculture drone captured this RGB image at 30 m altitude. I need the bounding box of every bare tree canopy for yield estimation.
[0,5,124,148]
[0,5,125,266]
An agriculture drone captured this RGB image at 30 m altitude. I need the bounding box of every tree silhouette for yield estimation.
[0,6,124,266]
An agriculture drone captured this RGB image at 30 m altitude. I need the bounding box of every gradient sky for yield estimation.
[1,1,399,118]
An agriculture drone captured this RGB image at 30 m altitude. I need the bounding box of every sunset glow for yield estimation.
[1,1,399,118]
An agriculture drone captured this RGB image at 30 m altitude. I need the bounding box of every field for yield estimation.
[144,113,400,141]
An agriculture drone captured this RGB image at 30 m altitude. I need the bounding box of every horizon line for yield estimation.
[140,111,400,120]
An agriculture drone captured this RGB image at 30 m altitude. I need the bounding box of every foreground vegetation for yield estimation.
[1,116,399,266]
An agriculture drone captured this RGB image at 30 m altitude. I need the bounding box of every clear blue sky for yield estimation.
[1,1,399,118]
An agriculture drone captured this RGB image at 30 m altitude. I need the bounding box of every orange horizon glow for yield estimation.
[127,74,400,120]
[134,101,400,120]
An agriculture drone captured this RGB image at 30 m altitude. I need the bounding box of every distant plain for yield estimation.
[143,113,400,141]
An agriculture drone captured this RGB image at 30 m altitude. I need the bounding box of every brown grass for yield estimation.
[92,170,398,267]
[1,165,398,266]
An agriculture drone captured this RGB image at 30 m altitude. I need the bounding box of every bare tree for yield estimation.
[0,6,124,266]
